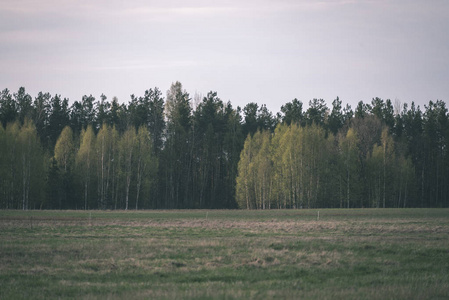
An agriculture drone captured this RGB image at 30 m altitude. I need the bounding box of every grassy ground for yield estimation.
[0,209,448,299]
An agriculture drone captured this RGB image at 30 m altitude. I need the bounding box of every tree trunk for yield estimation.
[383,143,386,208]
[22,155,26,210]
[101,136,105,209]
[125,174,130,210]
[84,181,88,210]
[347,169,350,209]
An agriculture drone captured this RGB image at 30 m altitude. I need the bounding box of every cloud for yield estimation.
[0,28,78,45]
[90,59,201,71]
[122,5,234,18]
[1,0,447,109]
[1,0,236,20]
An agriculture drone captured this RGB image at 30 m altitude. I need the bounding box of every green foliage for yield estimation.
[339,128,361,208]
[306,98,327,127]
[95,124,117,209]
[75,125,96,210]
[48,94,70,150]
[236,121,419,209]
[135,126,157,209]
[54,126,74,173]
[163,82,192,208]
[0,120,45,209]
[280,98,304,126]
[119,127,137,210]
[0,88,17,128]
[1,85,449,209]
[236,134,254,209]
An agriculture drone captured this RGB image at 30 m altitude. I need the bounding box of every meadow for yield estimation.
[1,209,448,299]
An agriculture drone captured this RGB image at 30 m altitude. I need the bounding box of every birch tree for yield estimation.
[95,123,113,209]
[18,119,44,210]
[380,127,395,208]
[135,126,156,209]
[76,125,95,210]
[236,134,254,209]
[254,130,272,209]
[120,127,136,210]
[270,123,288,208]
[0,125,5,208]
[368,144,383,208]
[54,126,75,208]
[339,128,360,208]
[110,126,120,209]
[54,126,74,173]
[2,122,20,208]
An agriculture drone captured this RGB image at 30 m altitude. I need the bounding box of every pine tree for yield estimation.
[163,82,192,208]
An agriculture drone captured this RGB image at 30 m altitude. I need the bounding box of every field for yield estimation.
[1,209,448,299]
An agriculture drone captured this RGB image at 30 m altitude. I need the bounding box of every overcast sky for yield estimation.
[1,0,448,113]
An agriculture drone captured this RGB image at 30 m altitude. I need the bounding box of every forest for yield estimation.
[0,82,448,209]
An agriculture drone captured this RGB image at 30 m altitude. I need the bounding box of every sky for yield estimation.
[1,0,448,114]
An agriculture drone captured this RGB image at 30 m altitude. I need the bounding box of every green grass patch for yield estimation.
[1,208,448,299]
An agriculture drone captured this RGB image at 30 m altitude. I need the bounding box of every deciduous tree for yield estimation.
[76,125,95,209]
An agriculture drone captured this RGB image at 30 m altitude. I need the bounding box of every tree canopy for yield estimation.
[0,85,448,209]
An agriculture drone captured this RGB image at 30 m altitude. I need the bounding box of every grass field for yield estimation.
[1,209,448,299]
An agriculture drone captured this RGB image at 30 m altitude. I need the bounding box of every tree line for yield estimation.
[0,84,448,209]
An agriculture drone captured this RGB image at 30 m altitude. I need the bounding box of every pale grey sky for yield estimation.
[1,0,448,113]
